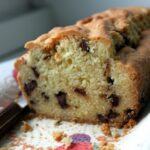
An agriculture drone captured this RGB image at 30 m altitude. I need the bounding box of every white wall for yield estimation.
[40,0,150,25]
[0,8,54,60]
[0,0,30,22]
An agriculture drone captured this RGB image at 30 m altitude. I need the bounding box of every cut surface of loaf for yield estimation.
[15,7,150,126]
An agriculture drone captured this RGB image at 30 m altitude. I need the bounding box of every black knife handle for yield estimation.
[0,102,29,138]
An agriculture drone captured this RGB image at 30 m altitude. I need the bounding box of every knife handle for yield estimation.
[0,102,29,138]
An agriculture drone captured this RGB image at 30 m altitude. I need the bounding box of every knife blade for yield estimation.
[0,96,29,138]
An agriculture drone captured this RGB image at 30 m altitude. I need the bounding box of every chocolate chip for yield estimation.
[32,67,39,78]
[74,88,86,96]
[41,92,49,101]
[79,39,90,52]
[30,100,36,105]
[43,54,51,60]
[108,94,119,107]
[107,109,119,119]
[55,91,69,109]
[124,108,136,119]
[107,77,114,84]
[97,114,108,123]
[24,80,37,96]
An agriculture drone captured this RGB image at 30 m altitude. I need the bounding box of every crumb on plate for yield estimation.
[111,129,121,140]
[52,131,66,142]
[100,141,115,150]
[20,121,33,132]
[101,123,111,136]
[123,119,137,129]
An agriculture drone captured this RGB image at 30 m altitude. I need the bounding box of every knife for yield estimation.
[0,96,29,138]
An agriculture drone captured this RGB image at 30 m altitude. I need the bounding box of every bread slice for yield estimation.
[15,7,150,126]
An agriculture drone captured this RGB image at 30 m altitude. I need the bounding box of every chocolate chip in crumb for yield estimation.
[107,77,114,84]
[41,92,49,101]
[108,94,119,107]
[55,91,69,109]
[43,54,51,60]
[30,100,36,105]
[107,109,119,119]
[32,67,39,78]
[74,88,86,96]
[24,80,37,96]
[79,39,90,52]
[97,114,108,123]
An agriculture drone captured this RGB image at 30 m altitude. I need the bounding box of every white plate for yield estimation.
[0,59,150,150]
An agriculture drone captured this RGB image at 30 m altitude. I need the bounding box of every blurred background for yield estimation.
[0,0,149,62]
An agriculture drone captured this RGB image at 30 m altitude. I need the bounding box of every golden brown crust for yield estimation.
[14,56,26,70]
[25,7,150,51]
[118,29,150,107]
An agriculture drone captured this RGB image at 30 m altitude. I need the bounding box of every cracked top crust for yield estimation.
[25,7,150,50]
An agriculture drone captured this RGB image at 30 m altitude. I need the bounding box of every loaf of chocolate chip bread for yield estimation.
[15,7,150,126]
